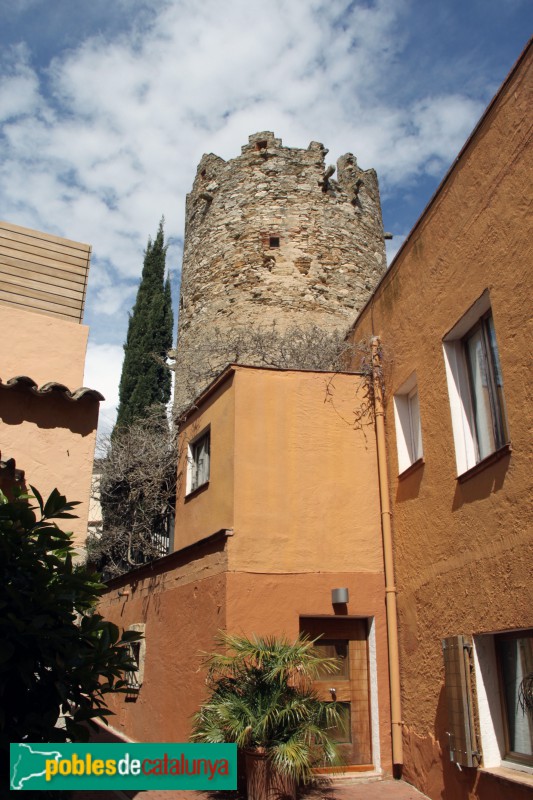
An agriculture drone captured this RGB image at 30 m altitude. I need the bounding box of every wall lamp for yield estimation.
[331,588,349,605]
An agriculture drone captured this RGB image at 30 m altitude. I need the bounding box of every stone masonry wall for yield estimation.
[174,131,387,412]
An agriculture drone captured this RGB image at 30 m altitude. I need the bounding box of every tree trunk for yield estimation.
[245,749,297,800]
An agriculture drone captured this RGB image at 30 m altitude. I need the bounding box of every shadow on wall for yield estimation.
[452,452,511,511]
[395,461,425,503]
[0,388,98,437]
[100,531,230,622]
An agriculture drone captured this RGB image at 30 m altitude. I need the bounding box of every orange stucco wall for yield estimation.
[0,304,96,545]
[0,304,89,388]
[226,571,392,773]
[174,372,235,549]
[230,368,383,574]
[98,551,394,774]
[175,366,383,575]
[101,365,392,773]
[0,388,98,545]
[349,44,533,800]
[97,538,228,743]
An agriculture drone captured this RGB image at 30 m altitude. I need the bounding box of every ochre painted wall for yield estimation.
[226,571,393,774]
[0,303,95,543]
[105,365,392,774]
[229,367,383,574]
[97,541,228,744]
[0,304,89,388]
[175,366,384,575]
[174,372,236,549]
[0,388,98,545]
[349,43,533,800]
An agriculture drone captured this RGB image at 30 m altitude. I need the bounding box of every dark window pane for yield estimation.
[313,639,350,679]
[497,634,533,761]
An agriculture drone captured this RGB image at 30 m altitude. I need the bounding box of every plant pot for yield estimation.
[244,749,297,800]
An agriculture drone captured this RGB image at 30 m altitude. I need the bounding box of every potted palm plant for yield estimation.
[192,632,345,800]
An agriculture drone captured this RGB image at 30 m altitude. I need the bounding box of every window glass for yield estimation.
[497,633,533,764]
[313,640,350,679]
[407,387,422,463]
[465,326,495,460]
[189,430,210,493]
[463,313,508,462]
[126,642,141,691]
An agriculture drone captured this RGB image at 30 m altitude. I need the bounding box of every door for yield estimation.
[300,617,372,768]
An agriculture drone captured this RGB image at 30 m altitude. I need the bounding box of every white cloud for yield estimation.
[84,342,123,435]
[0,71,39,122]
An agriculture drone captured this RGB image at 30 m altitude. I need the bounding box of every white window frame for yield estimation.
[442,292,508,476]
[393,372,423,474]
[186,428,210,495]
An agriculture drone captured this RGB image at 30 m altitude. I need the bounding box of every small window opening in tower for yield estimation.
[200,169,207,178]
[269,237,280,248]
[255,140,268,151]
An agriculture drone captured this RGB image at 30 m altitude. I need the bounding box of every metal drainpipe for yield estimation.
[371,336,404,771]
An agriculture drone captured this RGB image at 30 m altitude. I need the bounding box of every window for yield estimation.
[126,642,142,691]
[443,293,509,476]
[187,429,210,494]
[125,623,146,693]
[496,632,533,767]
[474,631,533,773]
[393,373,423,474]
[269,236,280,248]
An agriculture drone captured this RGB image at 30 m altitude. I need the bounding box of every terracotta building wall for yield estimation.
[0,303,89,387]
[97,538,228,744]
[102,366,393,772]
[174,372,236,550]
[226,571,393,773]
[0,388,98,545]
[229,367,383,575]
[0,284,96,546]
[348,43,533,800]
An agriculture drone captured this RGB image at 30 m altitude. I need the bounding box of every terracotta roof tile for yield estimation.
[0,376,104,402]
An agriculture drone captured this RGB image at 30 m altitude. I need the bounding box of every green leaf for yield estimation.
[0,483,135,747]
[29,484,44,513]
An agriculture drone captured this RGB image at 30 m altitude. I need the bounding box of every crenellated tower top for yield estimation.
[174,132,387,412]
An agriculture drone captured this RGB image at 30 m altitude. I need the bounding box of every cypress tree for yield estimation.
[114,219,174,429]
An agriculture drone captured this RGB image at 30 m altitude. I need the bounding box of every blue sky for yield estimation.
[0,0,530,434]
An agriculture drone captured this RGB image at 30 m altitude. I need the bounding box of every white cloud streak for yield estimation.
[84,342,124,436]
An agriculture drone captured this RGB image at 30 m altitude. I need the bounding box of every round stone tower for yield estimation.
[174,131,387,412]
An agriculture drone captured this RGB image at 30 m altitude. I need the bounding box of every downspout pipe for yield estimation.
[371,336,404,773]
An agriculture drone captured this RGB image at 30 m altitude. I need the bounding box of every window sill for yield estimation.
[185,480,209,501]
[481,765,533,789]
[398,457,424,481]
[457,443,512,484]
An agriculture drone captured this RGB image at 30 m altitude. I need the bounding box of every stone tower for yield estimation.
[174,131,387,412]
